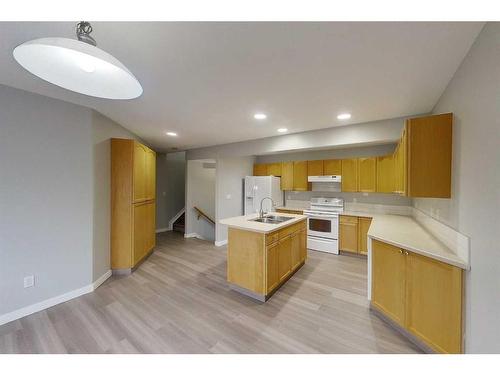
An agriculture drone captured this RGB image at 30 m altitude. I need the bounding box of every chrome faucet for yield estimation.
[259,197,275,218]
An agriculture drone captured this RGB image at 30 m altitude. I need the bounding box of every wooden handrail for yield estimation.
[193,206,215,225]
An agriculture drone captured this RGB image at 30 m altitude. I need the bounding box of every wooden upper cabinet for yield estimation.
[133,142,147,202]
[376,154,395,193]
[307,160,324,176]
[324,159,342,175]
[145,149,156,201]
[394,127,408,195]
[293,161,309,191]
[358,157,376,192]
[406,113,452,198]
[267,162,282,176]
[341,159,359,192]
[280,161,294,191]
[371,240,407,327]
[253,163,267,176]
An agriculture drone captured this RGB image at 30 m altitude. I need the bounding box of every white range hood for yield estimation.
[308,175,341,192]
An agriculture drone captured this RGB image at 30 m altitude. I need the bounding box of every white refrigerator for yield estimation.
[244,176,283,215]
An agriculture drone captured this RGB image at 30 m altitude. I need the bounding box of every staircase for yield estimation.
[172,212,185,234]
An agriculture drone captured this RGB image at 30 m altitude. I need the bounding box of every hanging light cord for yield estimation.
[76,21,97,46]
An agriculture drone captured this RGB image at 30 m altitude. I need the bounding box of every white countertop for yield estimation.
[219,213,307,234]
[341,210,467,269]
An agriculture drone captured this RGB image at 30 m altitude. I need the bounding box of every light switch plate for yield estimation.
[24,275,34,288]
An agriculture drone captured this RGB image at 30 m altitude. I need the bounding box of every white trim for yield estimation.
[92,270,112,289]
[0,271,112,327]
[0,284,92,326]
[184,232,207,241]
[168,207,185,230]
[155,227,169,233]
[214,239,227,247]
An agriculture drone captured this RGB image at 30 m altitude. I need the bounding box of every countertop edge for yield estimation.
[368,233,468,269]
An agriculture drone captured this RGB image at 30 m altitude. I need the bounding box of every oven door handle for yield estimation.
[305,213,338,218]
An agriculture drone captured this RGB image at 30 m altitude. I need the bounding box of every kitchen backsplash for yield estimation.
[285,190,411,206]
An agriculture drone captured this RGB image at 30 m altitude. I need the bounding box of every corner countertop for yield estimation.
[341,210,467,269]
[219,213,307,234]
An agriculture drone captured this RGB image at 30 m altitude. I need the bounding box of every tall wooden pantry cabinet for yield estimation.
[111,138,156,272]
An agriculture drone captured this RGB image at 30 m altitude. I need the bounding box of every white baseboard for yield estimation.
[92,270,112,289]
[0,270,112,327]
[184,232,207,241]
[215,239,227,247]
[155,227,169,233]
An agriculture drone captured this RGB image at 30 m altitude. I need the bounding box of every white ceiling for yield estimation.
[0,22,484,152]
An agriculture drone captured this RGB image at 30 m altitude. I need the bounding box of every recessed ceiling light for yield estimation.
[254,113,267,120]
[277,128,288,133]
[166,132,177,137]
[337,113,352,120]
[12,21,142,100]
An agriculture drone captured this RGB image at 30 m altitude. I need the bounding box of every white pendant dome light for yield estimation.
[13,22,143,100]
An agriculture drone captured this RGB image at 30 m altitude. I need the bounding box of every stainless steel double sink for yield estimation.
[250,215,294,224]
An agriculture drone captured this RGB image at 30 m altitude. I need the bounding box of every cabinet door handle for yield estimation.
[404,251,409,256]
[399,249,404,254]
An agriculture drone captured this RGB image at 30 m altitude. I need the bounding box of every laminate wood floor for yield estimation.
[0,231,422,354]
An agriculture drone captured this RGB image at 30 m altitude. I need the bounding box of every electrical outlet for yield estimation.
[24,275,34,288]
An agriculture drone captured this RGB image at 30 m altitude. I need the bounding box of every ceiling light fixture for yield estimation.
[13,21,143,100]
[277,128,288,133]
[166,132,178,137]
[254,113,267,120]
[337,113,352,120]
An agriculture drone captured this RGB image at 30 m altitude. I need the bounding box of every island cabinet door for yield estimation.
[278,235,292,282]
[405,252,463,354]
[299,228,307,262]
[266,242,280,293]
[290,231,301,270]
[371,240,407,327]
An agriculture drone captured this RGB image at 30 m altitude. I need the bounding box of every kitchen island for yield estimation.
[220,213,307,301]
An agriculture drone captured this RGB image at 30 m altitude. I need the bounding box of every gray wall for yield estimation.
[186,116,416,160]
[156,151,186,231]
[91,111,143,282]
[413,23,500,353]
[0,85,93,315]
[215,156,255,243]
[185,160,216,241]
[0,84,151,318]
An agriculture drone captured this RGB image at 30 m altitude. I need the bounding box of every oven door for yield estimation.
[305,213,338,239]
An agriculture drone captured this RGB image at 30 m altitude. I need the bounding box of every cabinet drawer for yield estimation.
[266,232,279,245]
[340,215,358,225]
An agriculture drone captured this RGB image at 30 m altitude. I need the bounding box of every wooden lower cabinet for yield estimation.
[371,239,463,353]
[358,217,372,255]
[372,240,407,326]
[339,215,359,254]
[227,220,307,299]
[266,242,280,293]
[133,201,156,265]
[278,235,293,282]
[406,252,463,354]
